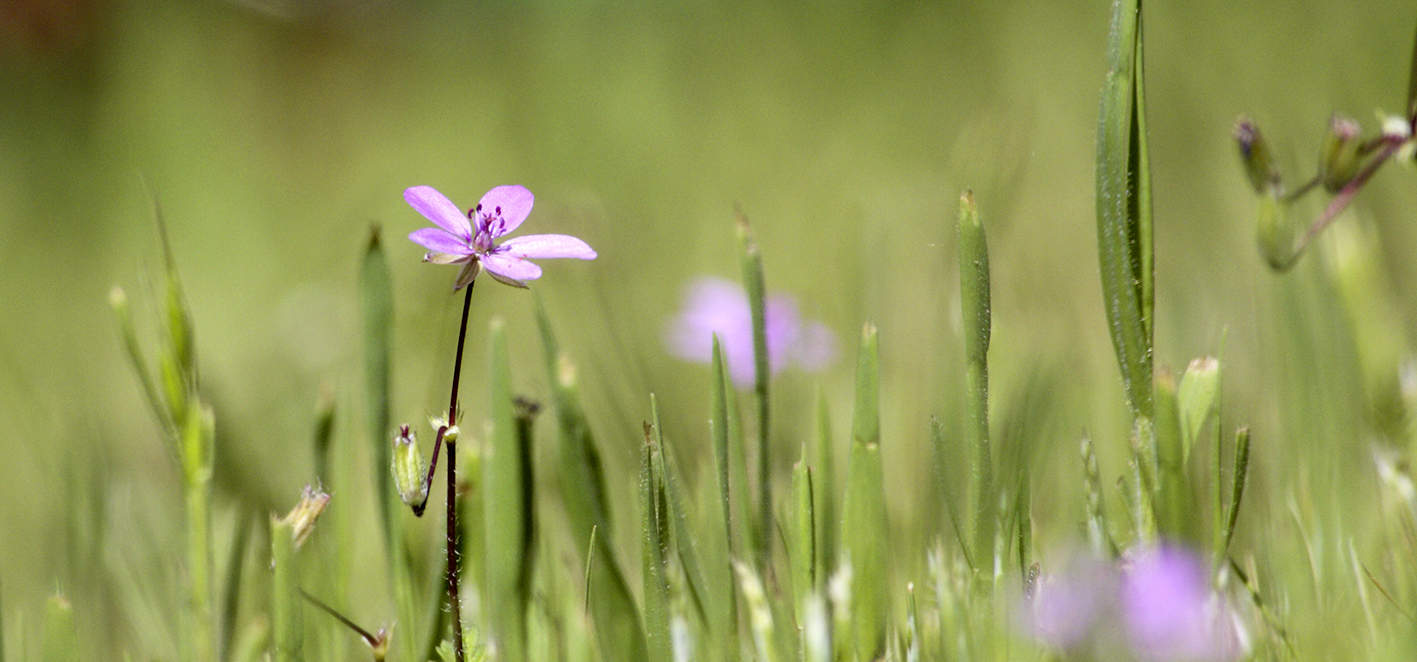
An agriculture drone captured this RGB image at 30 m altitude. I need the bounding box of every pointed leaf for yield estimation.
[736,212,772,562]
[1095,0,1154,418]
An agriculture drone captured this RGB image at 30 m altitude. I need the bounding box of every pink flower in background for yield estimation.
[1022,544,1242,662]
[1122,546,1241,662]
[664,277,836,388]
[406,185,596,289]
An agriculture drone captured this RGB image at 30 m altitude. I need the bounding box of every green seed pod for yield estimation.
[391,425,428,506]
[1319,114,1362,193]
[1233,116,1280,194]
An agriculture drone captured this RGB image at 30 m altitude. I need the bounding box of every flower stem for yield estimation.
[445,280,475,662]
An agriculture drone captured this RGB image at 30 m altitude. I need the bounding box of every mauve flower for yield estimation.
[664,277,836,388]
[406,185,596,289]
[1021,545,1242,662]
[1122,546,1241,662]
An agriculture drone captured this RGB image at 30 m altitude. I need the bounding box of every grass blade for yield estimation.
[957,190,995,577]
[932,417,971,570]
[218,510,252,662]
[535,300,647,662]
[708,337,741,661]
[649,395,712,628]
[736,211,772,564]
[182,400,216,662]
[485,317,530,661]
[1153,369,1191,542]
[1080,434,1113,557]
[271,516,302,662]
[640,423,672,662]
[359,226,396,547]
[1095,0,1154,419]
[813,389,836,586]
[790,446,816,613]
[842,322,888,660]
[1222,427,1252,555]
[108,286,174,452]
[727,380,757,563]
[41,595,75,662]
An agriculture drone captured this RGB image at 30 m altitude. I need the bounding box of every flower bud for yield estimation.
[391,425,428,506]
[1255,188,1295,271]
[1233,116,1280,194]
[1319,114,1362,193]
[278,484,331,549]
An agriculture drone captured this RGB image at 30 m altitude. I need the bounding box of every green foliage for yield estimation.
[1095,0,1154,421]
[42,594,76,662]
[484,318,531,661]
[536,300,648,662]
[736,213,773,564]
[842,323,888,661]
[271,516,301,662]
[957,190,995,579]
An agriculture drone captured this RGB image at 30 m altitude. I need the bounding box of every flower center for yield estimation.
[469,203,502,253]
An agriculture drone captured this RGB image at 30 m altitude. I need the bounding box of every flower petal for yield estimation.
[478,185,535,237]
[405,186,472,240]
[498,234,598,260]
[424,251,473,265]
[663,277,755,387]
[409,228,472,255]
[481,251,543,283]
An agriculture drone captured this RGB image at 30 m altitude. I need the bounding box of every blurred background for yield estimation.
[2,0,1416,656]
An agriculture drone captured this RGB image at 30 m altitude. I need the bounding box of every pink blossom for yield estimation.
[406,185,596,289]
[664,277,836,388]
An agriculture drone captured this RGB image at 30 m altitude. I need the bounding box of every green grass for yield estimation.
[4,0,1417,660]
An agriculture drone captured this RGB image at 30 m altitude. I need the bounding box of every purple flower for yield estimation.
[1021,545,1242,662]
[664,277,836,388]
[406,185,596,289]
[1122,546,1240,662]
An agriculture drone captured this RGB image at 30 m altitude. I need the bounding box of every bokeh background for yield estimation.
[3,0,1416,657]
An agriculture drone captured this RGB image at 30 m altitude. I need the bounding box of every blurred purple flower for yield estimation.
[1122,546,1241,662]
[1021,545,1242,662]
[406,185,596,289]
[664,277,836,388]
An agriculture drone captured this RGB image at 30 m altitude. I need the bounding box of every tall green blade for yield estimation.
[359,226,395,545]
[218,510,252,662]
[42,595,76,662]
[485,318,530,661]
[535,300,647,662]
[1080,435,1113,557]
[931,417,971,569]
[359,227,417,662]
[182,401,216,662]
[957,190,995,576]
[842,323,887,661]
[271,517,302,662]
[109,286,173,452]
[650,396,711,626]
[640,427,672,662]
[812,390,836,585]
[1221,427,1252,557]
[708,337,741,662]
[727,382,757,561]
[736,213,772,563]
[1153,370,1191,542]
[1095,0,1154,419]
[790,446,816,614]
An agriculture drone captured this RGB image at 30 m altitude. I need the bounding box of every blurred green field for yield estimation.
[3,0,1417,658]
